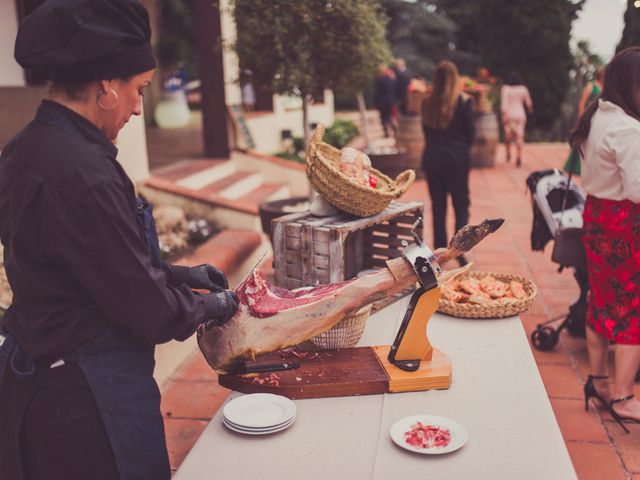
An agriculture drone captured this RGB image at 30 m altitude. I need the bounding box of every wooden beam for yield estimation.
[194,0,229,158]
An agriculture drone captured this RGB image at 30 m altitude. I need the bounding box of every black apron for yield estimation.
[0,107,170,480]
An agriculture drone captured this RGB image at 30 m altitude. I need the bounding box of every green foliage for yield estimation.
[274,119,358,162]
[380,0,479,79]
[274,150,304,164]
[233,0,391,98]
[323,119,359,149]
[438,0,584,132]
[155,0,198,80]
[617,1,640,52]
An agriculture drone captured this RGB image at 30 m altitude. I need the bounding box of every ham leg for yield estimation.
[198,218,504,373]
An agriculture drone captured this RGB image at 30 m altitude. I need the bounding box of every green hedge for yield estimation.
[323,119,359,149]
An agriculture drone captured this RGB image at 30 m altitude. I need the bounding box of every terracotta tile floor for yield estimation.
[160,140,640,478]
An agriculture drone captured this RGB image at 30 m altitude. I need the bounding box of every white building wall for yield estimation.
[220,0,241,106]
[0,2,24,86]
[247,90,335,154]
[116,112,151,184]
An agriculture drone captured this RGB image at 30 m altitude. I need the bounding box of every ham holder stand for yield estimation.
[219,219,452,399]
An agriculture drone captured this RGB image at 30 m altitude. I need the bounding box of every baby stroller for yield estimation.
[526,168,588,351]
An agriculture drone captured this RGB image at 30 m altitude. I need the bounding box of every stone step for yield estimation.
[141,156,293,231]
[175,161,237,190]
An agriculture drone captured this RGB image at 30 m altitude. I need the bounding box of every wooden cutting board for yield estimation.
[218,346,452,399]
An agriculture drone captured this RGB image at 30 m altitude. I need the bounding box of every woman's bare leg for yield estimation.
[611,344,640,419]
[516,136,524,167]
[587,328,611,404]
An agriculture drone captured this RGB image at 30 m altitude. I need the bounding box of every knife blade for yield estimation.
[235,249,270,288]
[229,361,301,375]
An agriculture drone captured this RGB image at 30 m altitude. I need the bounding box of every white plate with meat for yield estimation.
[223,393,296,429]
[390,415,468,455]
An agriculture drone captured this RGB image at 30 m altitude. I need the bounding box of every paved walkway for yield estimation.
[153,127,639,477]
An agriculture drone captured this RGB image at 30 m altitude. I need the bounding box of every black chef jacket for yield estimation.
[0,100,208,360]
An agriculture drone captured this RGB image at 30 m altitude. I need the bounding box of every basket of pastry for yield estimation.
[305,124,415,217]
[438,271,538,319]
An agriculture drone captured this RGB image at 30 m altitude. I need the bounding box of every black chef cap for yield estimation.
[14,0,156,84]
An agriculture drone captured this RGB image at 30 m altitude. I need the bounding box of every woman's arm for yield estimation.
[500,86,510,125]
[524,87,533,114]
[613,126,640,203]
[461,97,476,145]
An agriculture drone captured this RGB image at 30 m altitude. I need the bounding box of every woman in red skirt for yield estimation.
[570,47,640,432]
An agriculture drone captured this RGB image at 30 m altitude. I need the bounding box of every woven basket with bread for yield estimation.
[305,124,415,217]
[438,271,537,319]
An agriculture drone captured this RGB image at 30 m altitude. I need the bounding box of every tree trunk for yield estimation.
[356,92,372,150]
[302,93,311,148]
[195,0,230,158]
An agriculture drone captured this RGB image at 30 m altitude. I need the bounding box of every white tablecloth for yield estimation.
[175,296,577,480]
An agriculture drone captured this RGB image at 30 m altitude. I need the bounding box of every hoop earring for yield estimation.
[97,88,119,110]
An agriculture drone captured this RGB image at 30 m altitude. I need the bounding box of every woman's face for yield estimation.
[101,69,155,140]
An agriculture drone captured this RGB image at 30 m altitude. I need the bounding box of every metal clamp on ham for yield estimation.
[387,218,442,372]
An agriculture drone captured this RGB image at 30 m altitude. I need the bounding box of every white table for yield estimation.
[175,296,577,480]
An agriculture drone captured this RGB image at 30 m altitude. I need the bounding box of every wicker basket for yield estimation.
[305,124,415,217]
[310,304,373,349]
[438,272,538,319]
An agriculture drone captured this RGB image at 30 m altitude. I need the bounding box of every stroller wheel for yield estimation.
[531,326,559,351]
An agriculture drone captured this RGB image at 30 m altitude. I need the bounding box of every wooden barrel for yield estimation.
[470,111,499,168]
[395,114,425,174]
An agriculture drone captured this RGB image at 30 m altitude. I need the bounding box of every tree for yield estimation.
[438,0,584,136]
[233,0,391,146]
[381,0,479,79]
[617,0,640,52]
[155,0,198,80]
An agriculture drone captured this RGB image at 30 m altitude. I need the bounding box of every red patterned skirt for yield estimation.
[582,195,640,344]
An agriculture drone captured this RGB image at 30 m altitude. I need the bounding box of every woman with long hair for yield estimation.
[422,60,475,266]
[501,71,533,166]
[569,46,640,433]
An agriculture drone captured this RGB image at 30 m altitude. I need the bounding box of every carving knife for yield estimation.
[234,249,270,289]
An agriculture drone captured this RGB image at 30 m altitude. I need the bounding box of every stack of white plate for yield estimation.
[222,393,296,435]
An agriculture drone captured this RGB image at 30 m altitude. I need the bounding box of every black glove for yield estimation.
[202,290,239,328]
[171,264,229,291]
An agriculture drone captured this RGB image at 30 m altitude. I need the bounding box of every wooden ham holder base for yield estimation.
[218,346,452,400]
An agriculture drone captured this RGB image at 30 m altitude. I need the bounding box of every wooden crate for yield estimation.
[272,201,425,290]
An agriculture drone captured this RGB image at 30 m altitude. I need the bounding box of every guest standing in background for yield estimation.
[500,71,533,167]
[394,58,413,115]
[374,64,397,138]
[563,65,605,175]
[569,47,640,433]
[421,60,475,266]
[241,69,256,112]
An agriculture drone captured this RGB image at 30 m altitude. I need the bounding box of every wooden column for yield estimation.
[195,0,229,158]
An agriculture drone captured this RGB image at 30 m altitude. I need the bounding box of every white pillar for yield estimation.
[220,0,241,106]
[116,110,151,184]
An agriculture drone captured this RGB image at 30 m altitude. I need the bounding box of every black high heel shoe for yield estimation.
[610,394,640,434]
[584,375,609,412]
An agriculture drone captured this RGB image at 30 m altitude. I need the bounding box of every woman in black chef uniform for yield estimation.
[0,1,239,479]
